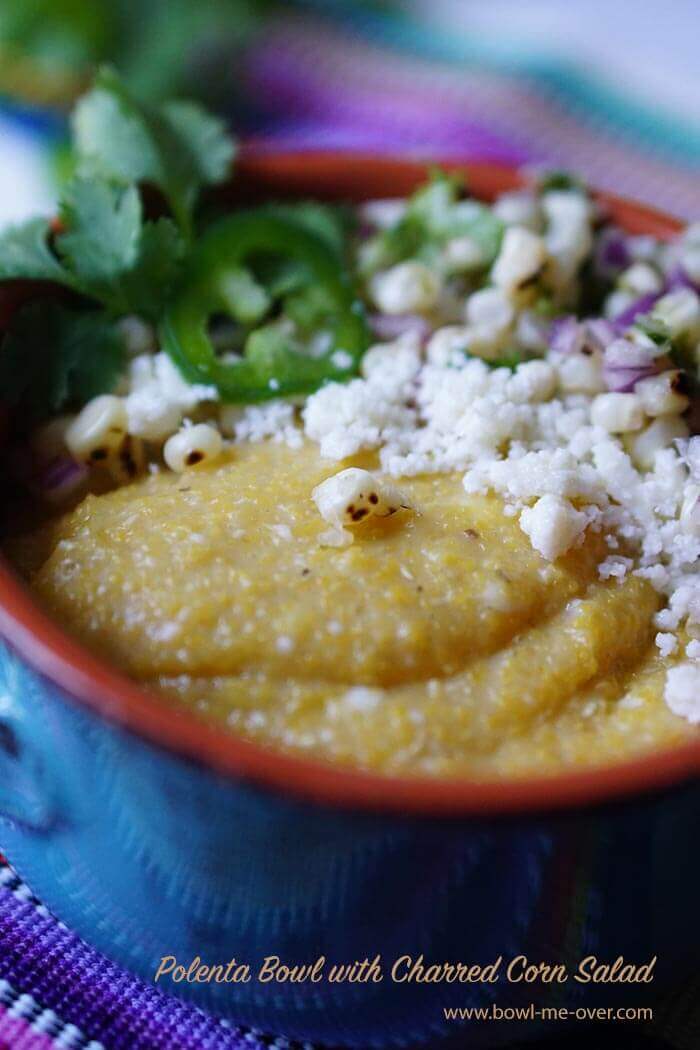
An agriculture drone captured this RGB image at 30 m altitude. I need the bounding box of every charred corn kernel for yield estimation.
[652,289,700,338]
[492,191,542,231]
[604,289,635,320]
[557,352,606,395]
[542,191,592,284]
[635,370,690,417]
[163,423,223,472]
[66,396,128,463]
[442,235,484,273]
[491,226,547,294]
[312,468,407,530]
[629,417,690,471]
[370,261,440,315]
[619,262,663,296]
[591,392,645,434]
[106,434,147,485]
[464,286,514,336]
[31,415,76,460]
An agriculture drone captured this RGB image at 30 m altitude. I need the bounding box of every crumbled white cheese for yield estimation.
[506,360,556,403]
[519,495,588,561]
[664,664,700,724]
[491,226,547,293]
[599,556,633,580]
[125,353,218,441]
[655,632,678,659]
[220,400,303,449]
[304,334,420,460]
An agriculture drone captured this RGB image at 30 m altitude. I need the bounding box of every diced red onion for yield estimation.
[369,313,433,344]
[602,338,660,392]
[595,228,630,279]
[666,264,700,294]
[549,315,584,355]
[612,292,661,332]
[39,456,88,494]
[584,318,615,353]
[13,448,89,503]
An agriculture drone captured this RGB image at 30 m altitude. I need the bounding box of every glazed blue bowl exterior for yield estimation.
[0,637,698,1049]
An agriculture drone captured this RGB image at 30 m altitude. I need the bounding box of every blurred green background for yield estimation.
[0,0,275,106]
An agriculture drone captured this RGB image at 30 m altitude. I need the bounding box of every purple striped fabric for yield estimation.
[0,860,313,1050]
[242,14,700,219]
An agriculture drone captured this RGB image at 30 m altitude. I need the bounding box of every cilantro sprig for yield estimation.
[72,67,234,240]
[0,67,233,419]
[360,170,504,276]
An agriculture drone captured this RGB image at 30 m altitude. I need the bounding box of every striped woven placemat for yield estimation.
[0,855,695,1049]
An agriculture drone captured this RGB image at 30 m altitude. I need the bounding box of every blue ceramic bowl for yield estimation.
[1,153,699,1049]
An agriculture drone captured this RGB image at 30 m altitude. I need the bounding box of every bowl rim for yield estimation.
[1,147,698,817]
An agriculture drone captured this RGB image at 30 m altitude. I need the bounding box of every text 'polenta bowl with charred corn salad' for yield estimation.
[2,68,700,783]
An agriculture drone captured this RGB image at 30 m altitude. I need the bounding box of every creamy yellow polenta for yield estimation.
[7,441,696,777]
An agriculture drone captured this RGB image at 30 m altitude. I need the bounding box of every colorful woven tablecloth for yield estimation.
[0,859,317,1050]
[0,854,695,1049]
[240,0,700,219]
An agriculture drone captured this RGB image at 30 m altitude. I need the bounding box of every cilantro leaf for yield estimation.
[118,218,186,321]
[57,178,142,308]
[537,170,586,194]
[72,66,235,237]
[361,170,503,275]
[0,301,124,418]
[0,218,74,285]
[160,99,235,187]
[486,349,528,371]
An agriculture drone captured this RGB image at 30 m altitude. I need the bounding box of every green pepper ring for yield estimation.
[161,210,370,403]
